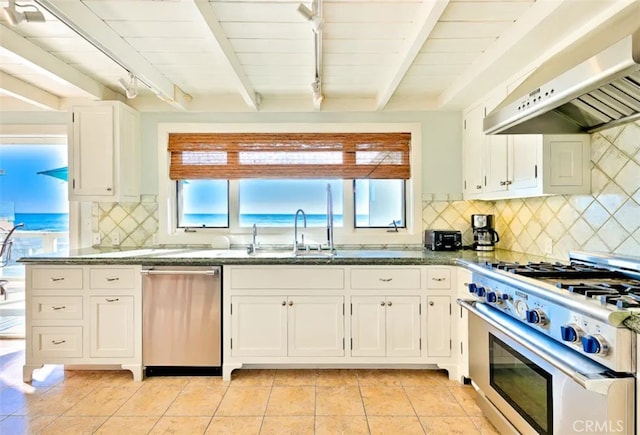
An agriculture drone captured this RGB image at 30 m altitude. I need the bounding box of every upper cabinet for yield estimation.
[68,101,140,202]
[462,89,590,201]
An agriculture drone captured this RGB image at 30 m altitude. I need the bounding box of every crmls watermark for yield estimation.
[572,420,625,433]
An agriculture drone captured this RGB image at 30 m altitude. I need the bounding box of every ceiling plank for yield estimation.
[0,25,115,101]
[375,0,450,111]
[192,0,260,110]
[34,0,191,110]
[0,71,61,110]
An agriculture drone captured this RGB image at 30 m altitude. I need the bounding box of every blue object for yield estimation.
[468,283,477,294]
[582,336,600,354]
[526,309,539,324]
[560,325,577,342]
[477,286,486,297]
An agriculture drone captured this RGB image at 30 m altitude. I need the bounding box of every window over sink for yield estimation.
[157,123,422,246]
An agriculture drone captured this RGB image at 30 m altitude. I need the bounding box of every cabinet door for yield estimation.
[509,135,540,190]
[426,296,451,357]
[484,135,508,193]
[230,296,287,357]
[288,296,344,357]
[545,135,589,188]
[462,105,484,196]
[70,105,114,197]
[89,296,134,358]
[351,296,386,357]
[386,296,421,357]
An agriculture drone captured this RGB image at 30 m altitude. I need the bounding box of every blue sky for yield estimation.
[0,144,68,214]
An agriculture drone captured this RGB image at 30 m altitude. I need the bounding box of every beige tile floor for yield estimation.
[0,340,499,434]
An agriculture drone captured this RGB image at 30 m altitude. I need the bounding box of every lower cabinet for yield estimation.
[230,295,344,357]
[89,295,135,358]
[24,265,142,382]
[426,296,451,357]
[350,296,421,357]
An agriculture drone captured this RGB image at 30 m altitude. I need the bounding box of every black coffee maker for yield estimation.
[471,214,500,251]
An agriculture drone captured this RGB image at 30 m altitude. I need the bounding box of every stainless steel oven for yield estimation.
[461,300,635,435]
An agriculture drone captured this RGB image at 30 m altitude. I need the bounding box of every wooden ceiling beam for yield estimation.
[35,0,192,110]
[0,26,116,101]
[0,71,61,110]
[192,0,261,111]
[375,0,450,111]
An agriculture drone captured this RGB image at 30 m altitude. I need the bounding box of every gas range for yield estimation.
[464,251,640,373]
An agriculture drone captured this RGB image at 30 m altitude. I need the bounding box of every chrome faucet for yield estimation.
[293,209,307,254]
[326,184,335,253]
[247,223,258,254]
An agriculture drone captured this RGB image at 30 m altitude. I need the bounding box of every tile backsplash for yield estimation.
[423,120,640,259]
[95,121,640,259]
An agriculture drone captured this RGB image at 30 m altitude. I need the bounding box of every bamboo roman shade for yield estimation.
[168,132,411,180]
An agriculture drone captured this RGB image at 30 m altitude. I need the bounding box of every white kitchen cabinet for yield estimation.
[23,265,142,382]
[89,295,134,358]
[462,104,485,197]
[68,101,140,201]
[230,295,344,358]
[426,296,451,357]
[463,85,590,200]
[351,296,421,357]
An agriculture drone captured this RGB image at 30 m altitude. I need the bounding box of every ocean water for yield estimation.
[12,213,69,232]
[182,213,346,227]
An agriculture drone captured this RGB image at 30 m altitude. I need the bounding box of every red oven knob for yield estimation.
[560,324,582,342]
[525,308,547,325]
[582,335,609,355]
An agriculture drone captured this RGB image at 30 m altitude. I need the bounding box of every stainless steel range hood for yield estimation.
[484,29,640,135]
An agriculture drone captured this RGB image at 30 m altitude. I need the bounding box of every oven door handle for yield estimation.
[458,299,622,394]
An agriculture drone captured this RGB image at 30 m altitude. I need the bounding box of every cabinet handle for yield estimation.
[50,277,65,282]
[431,277,446,282]
[506,180,512,185]
[281,301,286,306]
[475,185,482,190]
[380,301,386,306]
[288,301,293,306]
[51,340,66,345]
[107,187,112,191]
[105,277,120,282]
[52,306,66,310]
[105,298,119,302]
[429,301,434,306]
[387,301,393,306]
[379,278,392,282]
[499,181,507,186]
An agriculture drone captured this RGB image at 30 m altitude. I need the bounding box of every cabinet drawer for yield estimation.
[427,268,451,289]
[31,268,83,290]
[31,296,83,320]
[90,268,135,289]
[230,267,344,289]
[351,268,421,289]
[32,326,83,358]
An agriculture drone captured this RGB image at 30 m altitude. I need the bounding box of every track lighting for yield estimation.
[2,0,45,26]
[297,2,323,33]
[118,72,138,99]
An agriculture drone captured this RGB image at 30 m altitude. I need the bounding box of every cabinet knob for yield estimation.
[380,301,386,306]
[281,301,286,306]
[107,187,112,191]
[288,301,293,306]
[500,181,507,186]
[387,301,392,306]
[475,185,482,190]
[506,180,512,185]
[429,301,434,306]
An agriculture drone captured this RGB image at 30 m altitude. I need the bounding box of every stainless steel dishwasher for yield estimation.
[141,266,221,376]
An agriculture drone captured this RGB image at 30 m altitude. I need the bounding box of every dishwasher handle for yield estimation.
[141,268,220,276]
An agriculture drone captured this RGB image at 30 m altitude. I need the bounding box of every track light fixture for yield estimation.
[2,0,45,26]
[119,72,138,99]
[297,1,323,33]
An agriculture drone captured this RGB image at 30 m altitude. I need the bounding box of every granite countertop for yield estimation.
[18,246,552,267]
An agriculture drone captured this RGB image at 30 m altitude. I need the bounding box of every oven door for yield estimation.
[459,300,634,435]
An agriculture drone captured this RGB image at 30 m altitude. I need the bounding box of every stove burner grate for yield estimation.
[485,261,619,278]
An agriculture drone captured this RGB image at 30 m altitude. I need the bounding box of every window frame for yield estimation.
[157,123,422,247]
